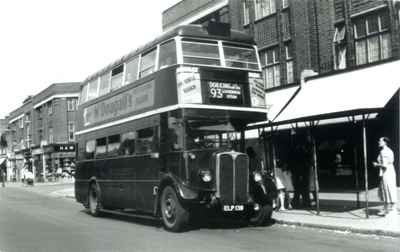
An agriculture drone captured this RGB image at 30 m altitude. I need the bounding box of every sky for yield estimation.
[0,0,181,119]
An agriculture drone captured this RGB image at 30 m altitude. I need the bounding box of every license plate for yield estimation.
[223,205,244,212]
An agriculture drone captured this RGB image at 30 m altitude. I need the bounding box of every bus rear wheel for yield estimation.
[88,183,102,217]
[160,186,189,232]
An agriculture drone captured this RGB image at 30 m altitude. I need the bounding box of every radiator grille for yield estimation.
[217,152,249,205]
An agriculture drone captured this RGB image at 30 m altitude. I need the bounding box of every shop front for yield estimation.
[254,60,400,217]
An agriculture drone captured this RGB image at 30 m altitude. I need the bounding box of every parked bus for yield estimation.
[75,23,276,231]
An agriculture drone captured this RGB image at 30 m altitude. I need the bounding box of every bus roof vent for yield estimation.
[205,22,231,37]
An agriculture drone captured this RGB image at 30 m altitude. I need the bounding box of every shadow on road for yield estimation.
[80,209,276,232]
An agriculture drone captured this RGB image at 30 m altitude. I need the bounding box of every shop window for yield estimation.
[68,122,75,142]
[110,65,124,91]
[85,140,95,159]
[95,137,107,157]
[243,1,250,25]
[124,56,139,85]
[261,47,280,89]
[139,48,157,78]
[108,134,121,155]
[158,40,177,70]
[136,127,158,154]
[353,10,391,66]
[255,0,276,20]
[120,131,136,155]
[98,73,110,96]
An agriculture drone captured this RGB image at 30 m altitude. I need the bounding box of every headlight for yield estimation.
[253,172,262,182]
[199,170,212,182]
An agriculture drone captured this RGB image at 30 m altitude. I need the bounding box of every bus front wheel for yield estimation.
[160,186,189,232]
[88,183,102,217]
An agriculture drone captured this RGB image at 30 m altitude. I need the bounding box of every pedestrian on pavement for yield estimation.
[0,161,6,187]
[275,160,293,210]
[373,137,398,216]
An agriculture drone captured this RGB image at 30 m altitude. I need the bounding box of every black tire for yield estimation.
[88,183,102,217]
[160,186,189,232]
[249,204,273,226]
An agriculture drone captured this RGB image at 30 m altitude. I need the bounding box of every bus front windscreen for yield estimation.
[185,119,240,150]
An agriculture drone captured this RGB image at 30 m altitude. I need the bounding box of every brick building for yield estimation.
[6,83,80,182]
[163,0,400,89]
[163,0,400,189]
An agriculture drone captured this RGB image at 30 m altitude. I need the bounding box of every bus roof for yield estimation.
[84,24,255,82]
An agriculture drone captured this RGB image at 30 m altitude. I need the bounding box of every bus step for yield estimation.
[100,209,161,221]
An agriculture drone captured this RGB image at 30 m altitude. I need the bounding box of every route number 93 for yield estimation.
[210,87,223,98]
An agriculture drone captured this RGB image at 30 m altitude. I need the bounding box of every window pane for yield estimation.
[355,40,367,65]
[95,137,107,155]
[264,67,274,88]
[266,49,274,64]
[121,132,136,155]
[354,19,366,38]
[281,12,290,37]
[286,61,294,84]
[136,127,155,154]
[125,57,139,85]
[367,36,379,63]
[380,13,389,30]
[159,40,177,70]
[243,1,250,25]
[381,33,391,59]
[274,65,280,86]
[98,73,110,96]
[182,41,219,59]
[140,49,157,78]
[80,85,88,104]
[367,14,379,34]
[87,80,98,101]
[110,73,123,91]
[108,135,121,154]
[223,43,259,69]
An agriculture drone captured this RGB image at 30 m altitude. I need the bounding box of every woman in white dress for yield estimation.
[373,137,398,216]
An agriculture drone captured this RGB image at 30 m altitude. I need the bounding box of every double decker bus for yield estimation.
[75,24,274,231]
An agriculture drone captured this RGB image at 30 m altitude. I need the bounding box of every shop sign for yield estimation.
[54,144,75,152]
[83,80,155,126]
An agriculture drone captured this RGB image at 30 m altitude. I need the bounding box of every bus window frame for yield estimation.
[158,39,178,70]
[139,47,158,78]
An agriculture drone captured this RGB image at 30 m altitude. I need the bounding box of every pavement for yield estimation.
[3,180,400,238]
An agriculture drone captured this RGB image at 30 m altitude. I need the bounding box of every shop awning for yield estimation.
[274,60,400,124]
[265,86,299,121]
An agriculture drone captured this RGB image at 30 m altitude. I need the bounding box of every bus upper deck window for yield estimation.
[87,80,99,101]
[125,56,139,85]
[159,40,177,70]
[111,65,124,91]
[139,49,157,78]
[98,72,110,96]
[80,84,88,104]
[223,43,259,70]
[181,40,220,66]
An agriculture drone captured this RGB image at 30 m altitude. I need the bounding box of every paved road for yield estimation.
[0,186,399,252]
